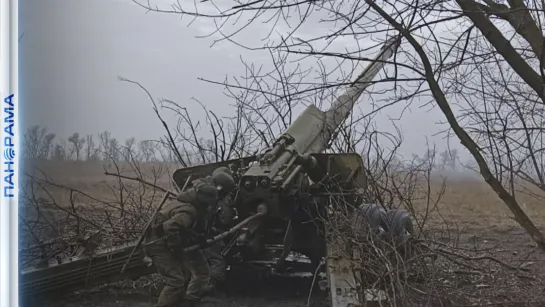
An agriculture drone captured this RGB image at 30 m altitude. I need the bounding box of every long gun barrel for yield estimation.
[308,36,401,154]
[238,37,401,216]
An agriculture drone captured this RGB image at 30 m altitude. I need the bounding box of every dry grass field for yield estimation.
[21,160,545,307]
[22,159,545,230]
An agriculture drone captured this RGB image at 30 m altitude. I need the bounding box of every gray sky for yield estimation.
[19,0,467,160]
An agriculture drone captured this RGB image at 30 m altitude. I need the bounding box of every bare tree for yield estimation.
[123,137,138,162]
[129,0,545,250]
[85,134,99,161]
[98,130,111,161]
[23,126,44,159]
[450,149,459,171]
[108,138,121,162]
[139,140,156,162]
[52,143,66,161]
[24,126,56,160]
[60,140,70,160]
[68,133,86,161]
[119,77,258,166]
[98,130,121,162]
[359,0,545,249]
[42,133,56,159]
[439,149,458,171]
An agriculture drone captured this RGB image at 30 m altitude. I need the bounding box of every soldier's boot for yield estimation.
[203,275,225,295]
[183,250,212,302]
[202,282,217,296]
[147,242,188,307]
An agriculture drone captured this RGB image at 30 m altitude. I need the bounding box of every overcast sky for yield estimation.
[19,0,468,161]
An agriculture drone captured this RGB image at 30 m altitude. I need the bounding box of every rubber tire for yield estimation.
[383,209,414,252]
[352,203,387,235]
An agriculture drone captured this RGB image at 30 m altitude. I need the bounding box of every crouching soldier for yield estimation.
[194,167,237,294]
[145,181,219,307]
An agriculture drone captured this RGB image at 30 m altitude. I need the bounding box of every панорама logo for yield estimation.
[3,93,15,197]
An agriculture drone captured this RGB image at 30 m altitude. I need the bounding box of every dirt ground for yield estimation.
[43,277,330,307]
[32,226,545,307]
[21,161,545,306]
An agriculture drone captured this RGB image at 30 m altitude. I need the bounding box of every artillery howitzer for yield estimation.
[21,37,412,307]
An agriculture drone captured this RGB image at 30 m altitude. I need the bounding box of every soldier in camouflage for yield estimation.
[144,180,219,307]
[190,166,237,294]
[203,167,237,293]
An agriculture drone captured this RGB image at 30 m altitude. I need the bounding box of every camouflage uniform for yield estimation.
[194,167,237,293]
[204,194,236,290]
[145,182,218,307]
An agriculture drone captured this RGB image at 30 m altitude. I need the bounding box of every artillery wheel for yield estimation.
[351,203,387,241]
[383,209,414,259]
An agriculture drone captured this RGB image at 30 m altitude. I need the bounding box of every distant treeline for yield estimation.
[22,125,468,175]
[22,125,182,163]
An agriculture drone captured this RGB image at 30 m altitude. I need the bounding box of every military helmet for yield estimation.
[194,183,219,208]
[211,171,236,194]
[212,166,233,178]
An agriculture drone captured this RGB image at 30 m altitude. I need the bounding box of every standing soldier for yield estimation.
[144,179,219,307]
